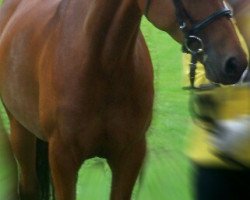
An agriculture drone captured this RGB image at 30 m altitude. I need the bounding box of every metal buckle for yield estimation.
[179,22,187,30]
[185,35,204,55]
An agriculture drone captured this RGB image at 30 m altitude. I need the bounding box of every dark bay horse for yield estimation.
[0,0,248,199]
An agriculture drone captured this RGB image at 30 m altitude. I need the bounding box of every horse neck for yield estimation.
[83,0,142,66]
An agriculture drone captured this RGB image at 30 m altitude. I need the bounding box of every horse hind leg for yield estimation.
[8,115,40,200]
[107,138,146,200]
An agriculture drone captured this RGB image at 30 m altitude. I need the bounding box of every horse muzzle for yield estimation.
[208,55,248,85]
[222,56,248,84]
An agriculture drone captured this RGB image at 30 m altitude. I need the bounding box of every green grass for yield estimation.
[0,4,192,199]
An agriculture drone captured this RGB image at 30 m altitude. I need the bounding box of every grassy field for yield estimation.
[0,2,192,199]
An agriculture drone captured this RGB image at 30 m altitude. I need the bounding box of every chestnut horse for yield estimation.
[0,0,248,199]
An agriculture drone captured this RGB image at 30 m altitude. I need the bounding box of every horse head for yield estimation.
[138,0,248,85]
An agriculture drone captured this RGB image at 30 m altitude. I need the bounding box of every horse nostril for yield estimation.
[224,57,239,76]
[221,56,248,84]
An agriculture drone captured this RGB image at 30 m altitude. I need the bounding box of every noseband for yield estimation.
[145,0,233,89]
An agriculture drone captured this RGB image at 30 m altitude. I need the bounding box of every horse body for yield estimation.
[1,0,153,141]
[0,0,153,199]
[0,0,248,199]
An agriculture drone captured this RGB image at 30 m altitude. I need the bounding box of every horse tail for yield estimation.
[36,139,54,200]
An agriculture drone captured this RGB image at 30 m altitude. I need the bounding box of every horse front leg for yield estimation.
[48,135,82,200]
[107,139,146,200]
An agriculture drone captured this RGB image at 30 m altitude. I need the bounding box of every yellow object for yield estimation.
[185,21,250,167]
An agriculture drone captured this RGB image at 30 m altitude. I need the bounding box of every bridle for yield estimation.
[144,0,250,170]
[144,0,233,89]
